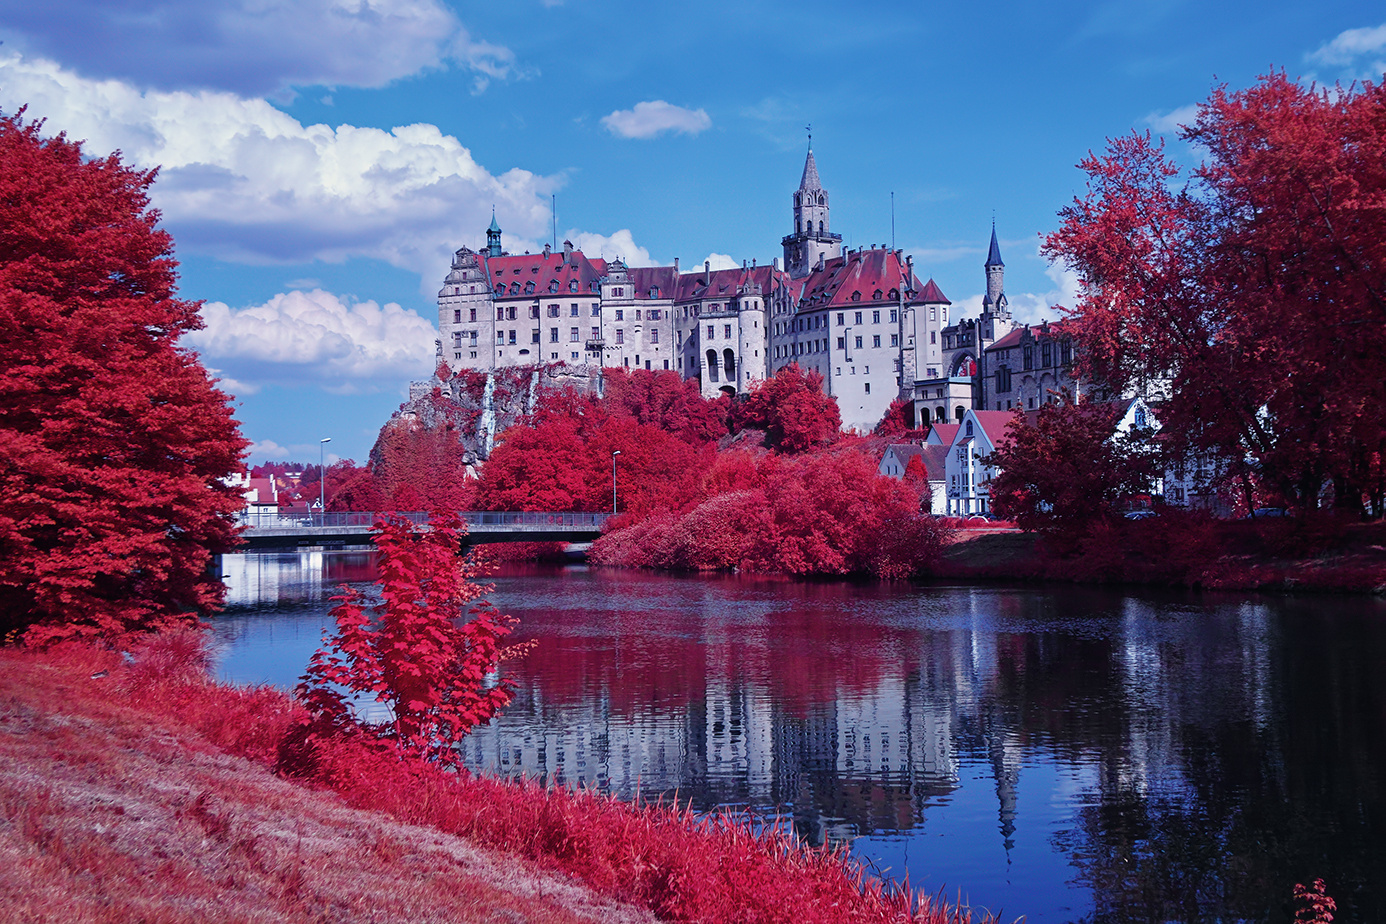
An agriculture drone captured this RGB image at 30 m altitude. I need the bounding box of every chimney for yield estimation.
[704,260,710,285]
[752,258,757,268]
[674,256,679,273]
[543,242,551,257]
[563,239,573,264]
[742,259,747,270]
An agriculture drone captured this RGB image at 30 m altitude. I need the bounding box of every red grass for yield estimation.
[8,635,999,924]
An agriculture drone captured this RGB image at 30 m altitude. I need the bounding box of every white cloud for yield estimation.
[1144,103,1199,135]
[565,229,656,266]
[601,101,711,139]
[0,0,522,97]
[699,253,739,272]
[184,289,438,394]
[0,51,556,290]
[248,439,292,460]
[1308,23,1386,68]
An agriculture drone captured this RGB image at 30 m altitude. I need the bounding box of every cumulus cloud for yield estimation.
[699,253,739,271]
[565,229,656,266]
[0,51,556,289]
[184,289,438,394]
[1144,103,1200,135]
[601,101,711,139]
[247,439,292,460]
[1308,23,1386,73]
[0,0,522,97]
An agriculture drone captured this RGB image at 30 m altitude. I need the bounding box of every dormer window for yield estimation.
[888,289,899,300]
[851,291,861,302]
[524,281,535,294]
[494,284,504,295]
[873,290,883,300]
[549,280,559,292]
[569,280,579,293]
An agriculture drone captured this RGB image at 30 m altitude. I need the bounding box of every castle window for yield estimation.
[890,309,897,323]
[930,331,936,344]
[873,290,882,301]
[854,311,863,325]
[888,289,899,301]
[453,309,461,323]
[864,382,870,394]
[1023,346,1034,371]
[818,221,824,233]
[524,281,535,294]
[569,280,579,292]
[509,330,516,344]
[872,310,880,324]
[724,324,732,339]
[855,336,863,349]
[615,329,624,344]
[469,308,477,322]
[837,312,844,326]
[592,304,600,316]
[570,327,579,342]
[851,291,861,302]
[615,309,623,321]
[890,334,898,347]
[550,328,558,343]
[707,325,715,340]
[873,335,881,348]
[614,287,624,297]
[549,280,559,292]
[495,285,504,295]
[570,304,579,317]
[1060,340,1072,365]
[1042,342,1053,367]
[531,330,540,344]
[528,306,538,319]
[547,304,559,318]
[591,326,600,340]
[651,328,659,343]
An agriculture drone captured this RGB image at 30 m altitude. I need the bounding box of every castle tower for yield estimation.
[781,140,842,278]
[981,222,1008,320]
[486,209,503,257]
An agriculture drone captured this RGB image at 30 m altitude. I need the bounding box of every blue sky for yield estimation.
[2,1,1383,464]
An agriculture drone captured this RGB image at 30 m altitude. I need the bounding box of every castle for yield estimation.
[436,148,1078,431]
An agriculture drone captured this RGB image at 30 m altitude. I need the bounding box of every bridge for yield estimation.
[235,511,611,551]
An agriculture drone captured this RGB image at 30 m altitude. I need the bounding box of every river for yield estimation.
[210,550,1386,923]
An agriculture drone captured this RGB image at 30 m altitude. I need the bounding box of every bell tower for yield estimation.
[781,130,842,278]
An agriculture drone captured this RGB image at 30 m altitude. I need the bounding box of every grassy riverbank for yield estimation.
[938,520,1386,594]
[0,639,996,924]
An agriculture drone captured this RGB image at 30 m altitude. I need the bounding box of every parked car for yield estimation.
[1250,507,1288,518]
[1123,509,1157,520]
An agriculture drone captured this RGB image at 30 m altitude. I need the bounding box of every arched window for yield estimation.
[966,420,974,437]
[706,349,719,382]
[817,221,823,234]
[723,348,735,378]
[955,406,965,422]
[935,407,946,422]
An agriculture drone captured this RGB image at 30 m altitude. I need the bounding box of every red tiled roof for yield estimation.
[927,423,959,446]
[793,247,929,311]
[484,250,606,298]
[673,264,790,303]
[627,266,679,299]
[972,410,1020,447]
[917,278,950,304]
[985,328,1025,351]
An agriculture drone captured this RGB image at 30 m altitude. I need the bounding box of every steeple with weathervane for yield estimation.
[781,126,843,278]
[486,208,503,257]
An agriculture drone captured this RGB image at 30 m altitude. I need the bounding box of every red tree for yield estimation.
[729,363,841,453]
[986,402,1158,544]
[0,112,247,643]
[297,514,521,766]
[1044,73,1386,515]
[600,367,729,444]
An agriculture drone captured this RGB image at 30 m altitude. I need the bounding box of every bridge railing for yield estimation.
[235,510,611,531]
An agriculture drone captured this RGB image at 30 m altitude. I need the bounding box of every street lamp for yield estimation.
[611,450,621,514]
[319,438,331,525]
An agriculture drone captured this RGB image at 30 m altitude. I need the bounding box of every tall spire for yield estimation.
[985,220,1004,267]
[486,207,503,257]
[799,147,821,192]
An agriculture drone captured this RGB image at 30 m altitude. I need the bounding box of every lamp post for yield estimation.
[611,450,621,514]
[319,437,331,526]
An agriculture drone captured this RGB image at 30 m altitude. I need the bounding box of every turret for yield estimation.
[486,209,503,258]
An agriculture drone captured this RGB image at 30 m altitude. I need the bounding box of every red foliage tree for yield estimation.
[600,367,729,444]
[986,402,1158,545]
[729,363,841,453]
[0,112,247,643]
[297,514,521,766]
[1044,73,1386,516]
[873,396,922,437]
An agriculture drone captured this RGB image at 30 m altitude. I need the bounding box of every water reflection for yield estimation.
[210,554,1386,923]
